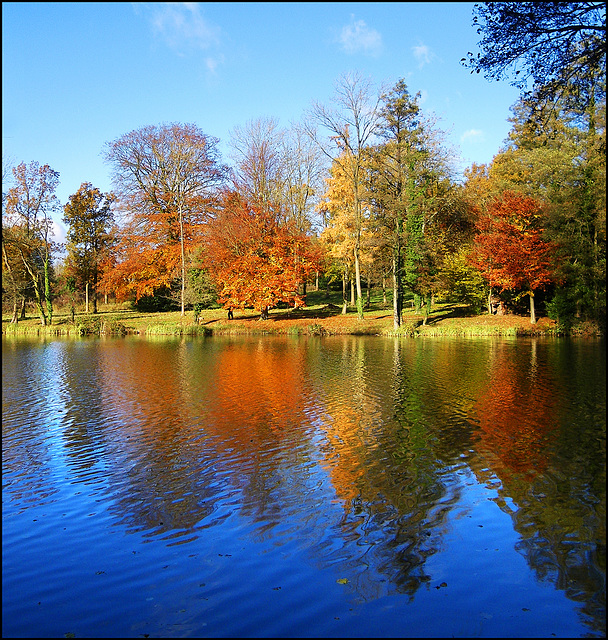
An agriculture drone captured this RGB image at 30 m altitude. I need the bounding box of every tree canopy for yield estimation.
[3,161,60,324]
[469,190,560,323]
[63,182,115,313]
[462,2,606,108]
[202,192,321,319]
[103,123,229,313]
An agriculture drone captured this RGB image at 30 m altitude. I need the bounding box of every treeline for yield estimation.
[2,4,605,333]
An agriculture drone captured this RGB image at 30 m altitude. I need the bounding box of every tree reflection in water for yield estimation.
[2,334,603,637]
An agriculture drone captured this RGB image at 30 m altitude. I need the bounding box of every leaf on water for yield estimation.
[337,578,349,584]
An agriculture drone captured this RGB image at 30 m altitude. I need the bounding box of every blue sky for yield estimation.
[2,2,523,242]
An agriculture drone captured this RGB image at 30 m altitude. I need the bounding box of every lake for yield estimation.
[2,334,605,638]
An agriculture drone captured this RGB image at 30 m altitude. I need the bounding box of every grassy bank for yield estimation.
[5,288,600,338]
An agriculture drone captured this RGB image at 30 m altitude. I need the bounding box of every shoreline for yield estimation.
[2,303,603,338]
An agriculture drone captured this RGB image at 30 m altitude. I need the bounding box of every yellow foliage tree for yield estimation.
[318,154,375,313]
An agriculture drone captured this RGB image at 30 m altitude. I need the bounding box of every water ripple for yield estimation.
[2,335,605,638]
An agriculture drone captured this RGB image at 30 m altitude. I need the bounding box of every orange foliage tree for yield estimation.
[102,123,228,312]
[100,231,183,304]
[203,192,322,319]
[469,190,559,323]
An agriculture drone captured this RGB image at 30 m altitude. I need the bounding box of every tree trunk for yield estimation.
[85,282,89,313]
[393,254,402,329]
[30,271,47,324]
[18,247,47,324]
[354,245,364,320]
[44,259,52,324]
[179,202,186,317]
[394,211,404,328]
[529,291,536,324]
[3,243,20,324]
[37,307,47,325]
[422,297,431,326]
[32,287,47,324]
[92,272,98,314]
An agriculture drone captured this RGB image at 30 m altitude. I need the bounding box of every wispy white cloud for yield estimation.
[460,129,485,143]
[412,42,435,69]
[136,2,222,61]
[418,89,429,105]
[52,220,66,245]
[205,55,223,74]
[337,16,382,56]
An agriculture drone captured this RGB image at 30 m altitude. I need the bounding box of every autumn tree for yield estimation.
[462,2,606,109]
[2,224,31,322]
[469,191,560,323]
[475,93,606,329]
[318,153,375,314]
[3,161,60,325]
[229,116,286,209]
[438,244,488,313]
[62,182,115,313]
[502,94,606,329]
[203,192,321,319]
[1,157,27,322]
[229,117,326,235]
[103,123,229,314]
[306,72,382,320]
[367,79,427,328]
[366,79,459,326]
[461,1,605,325]
[282,123,327,235]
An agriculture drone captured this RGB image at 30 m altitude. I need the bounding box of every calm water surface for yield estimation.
[2,334,605,638]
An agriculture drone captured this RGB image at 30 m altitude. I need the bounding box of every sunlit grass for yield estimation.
[416,324,520,337]
[1,293,576,337]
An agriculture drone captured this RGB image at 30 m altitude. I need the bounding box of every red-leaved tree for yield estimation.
[203,192,322,319]
[469,190,559,324]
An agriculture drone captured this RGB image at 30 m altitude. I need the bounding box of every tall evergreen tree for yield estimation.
[368,79,455,326]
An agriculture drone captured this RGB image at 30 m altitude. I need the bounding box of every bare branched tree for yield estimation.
[305,72,383,319]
